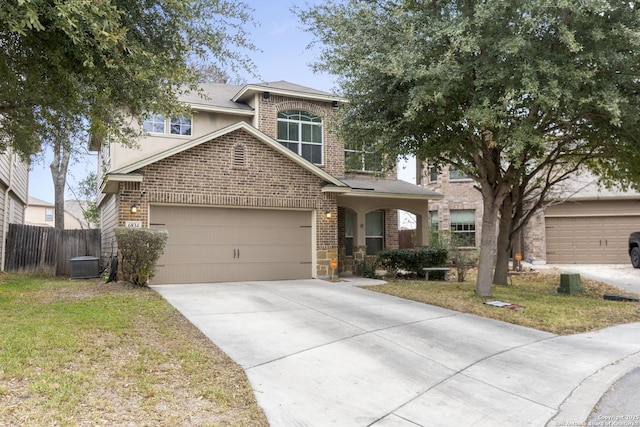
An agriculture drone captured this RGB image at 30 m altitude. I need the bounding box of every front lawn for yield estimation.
[0,274,267,426]
[363,270,640,335]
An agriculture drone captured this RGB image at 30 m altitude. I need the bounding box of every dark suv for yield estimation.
[629,232,640,268]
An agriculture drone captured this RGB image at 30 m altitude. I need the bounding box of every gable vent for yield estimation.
[233,144,246,168]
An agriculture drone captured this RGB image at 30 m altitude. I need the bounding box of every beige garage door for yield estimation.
[545,216,637,264]
[150,206,313,284]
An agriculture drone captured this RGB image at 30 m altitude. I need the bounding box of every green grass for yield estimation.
[0,273,268,426]
[363,270,640,335]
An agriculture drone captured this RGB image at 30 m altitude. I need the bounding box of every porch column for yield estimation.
[414,202,431,247]
[356,210,367,252]
[415,213,429,247]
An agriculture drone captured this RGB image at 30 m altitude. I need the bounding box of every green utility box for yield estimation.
[557,273,583,294]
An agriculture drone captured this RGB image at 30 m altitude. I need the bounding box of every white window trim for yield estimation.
[450,209,476,247]
[170,116,193,136]
[143,114,193,137]
[277,111,323,165]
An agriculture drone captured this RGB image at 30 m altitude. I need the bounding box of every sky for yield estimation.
[28,0,415,203]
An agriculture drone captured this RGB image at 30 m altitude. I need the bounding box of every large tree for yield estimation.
[300,0,640,296]
[1,0,255,227]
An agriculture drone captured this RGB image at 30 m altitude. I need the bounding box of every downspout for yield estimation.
[1,149,16,271]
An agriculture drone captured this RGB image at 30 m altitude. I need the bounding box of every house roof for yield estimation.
[325,177,444,200]
[28,196,54,206]
[181,83,255,115]
[232,81,344,104]
[106,121,347,189]
[178,81,344,115]
[555,172,640,201]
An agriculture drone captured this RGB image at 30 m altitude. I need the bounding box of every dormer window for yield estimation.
[277,110,322,164]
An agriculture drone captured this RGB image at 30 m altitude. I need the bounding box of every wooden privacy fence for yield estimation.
[4,224,101,276]
[399,229,415,249]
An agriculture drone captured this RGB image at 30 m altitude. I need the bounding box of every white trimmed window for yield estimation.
[450,209,476,246]
[365,210,384,255]
[143,114,192,136]
[143,114,166,134]
[277,110,323,164]
[429,210,439,230]
[344,142,381,172]
[45,207,54,222]
[170,116,192,136]
[449,168,470,180]
[344,210,354,256]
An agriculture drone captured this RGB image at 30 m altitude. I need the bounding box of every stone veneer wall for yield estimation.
[421,163,547,262]
[422,165,484,247]
[522,210,547,263]
[117,128,338,278]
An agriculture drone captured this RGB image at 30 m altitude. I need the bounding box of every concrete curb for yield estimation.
[546,351,640,426]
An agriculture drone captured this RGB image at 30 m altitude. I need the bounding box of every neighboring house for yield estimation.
[421,163,640,265]
[91,81,443,284]
[0,149,29,271]
[25,197,93,229]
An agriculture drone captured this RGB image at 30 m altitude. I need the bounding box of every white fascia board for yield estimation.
[232,85,344,104]
[333,188,445,200]
[110,122,347,188]
[190,103,254,116]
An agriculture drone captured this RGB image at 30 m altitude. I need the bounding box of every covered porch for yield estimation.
[324,177,444,275]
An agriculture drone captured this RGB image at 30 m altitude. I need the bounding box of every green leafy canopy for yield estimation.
[299,0,640,295]
[299,0,640,184]
[0,0,256,156]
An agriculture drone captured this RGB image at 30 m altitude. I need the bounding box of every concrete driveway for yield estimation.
[542,264,640,296]
[152,279,640,427]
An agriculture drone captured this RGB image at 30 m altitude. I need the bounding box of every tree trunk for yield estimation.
[493,195,514,286]
[475,193,501,297]
[50,143,71,230]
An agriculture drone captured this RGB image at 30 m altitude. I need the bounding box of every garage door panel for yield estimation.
[150,206,313,284]
[546,215,637,264]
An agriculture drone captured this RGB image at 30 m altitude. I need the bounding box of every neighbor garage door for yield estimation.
[150,206,313,284]
[544,199,640,264]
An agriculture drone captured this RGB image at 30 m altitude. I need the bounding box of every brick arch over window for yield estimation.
[276,108,324,165]
[275,100,327,118]
[257,94,345,176]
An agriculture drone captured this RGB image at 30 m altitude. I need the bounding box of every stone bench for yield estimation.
[423,267,451,281]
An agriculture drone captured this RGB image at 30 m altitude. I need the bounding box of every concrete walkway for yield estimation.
[152,279,640,426]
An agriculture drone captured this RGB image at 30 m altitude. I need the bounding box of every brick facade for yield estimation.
[422,165,484,243]
[117,129,339,278]
[101,83,407,281]
[421,163,547,262]
[256,95,345,177]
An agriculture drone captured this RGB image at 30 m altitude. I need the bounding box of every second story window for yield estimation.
[449,167,470,180]
[170,116,192,136]
[143,114,192,136]
[428,166,438,182]
[277,110,322,164]
[344,142,381,172]
[143,114,166,134]
[45,207,54,222]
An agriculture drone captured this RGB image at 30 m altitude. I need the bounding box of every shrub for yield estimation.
[355,256,379,278]
[429,229,478,282]
[378,247,448,278]
[115,227,169,286]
